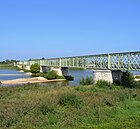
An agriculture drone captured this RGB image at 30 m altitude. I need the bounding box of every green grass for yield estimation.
[69,67,85,70]
[0,84,140,128]
[135,75,140,79]
[0,64,15,70]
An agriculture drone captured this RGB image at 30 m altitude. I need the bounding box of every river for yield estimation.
[0,69,140,87]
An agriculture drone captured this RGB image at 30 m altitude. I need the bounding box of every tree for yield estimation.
[30,63,40,73]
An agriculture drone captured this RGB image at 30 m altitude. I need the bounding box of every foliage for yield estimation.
[30,63,40,73]
[64,75,74,81]
[43,70,57,79]
[39,104,56,115]
[56,75,65,79]
[0,59,18,64]
[135,75,140,79]
[80,76,93,85]
[59,93,83,108]
[121,71,135,88]
[0,63,16,70]
[0,84,140,128]
[31,73,41,77]
[95,80,112,88]
[132,81,140,88]
[23,69,30,72]
[42,71,69,80]
[69,67,85,70]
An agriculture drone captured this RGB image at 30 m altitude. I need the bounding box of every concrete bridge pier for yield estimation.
[111,70,124,83]
[50,67,63,76]
[93,70,123,84]
[49,67,69,76]
[61,67,69,76]
[40,66,47,73]
[24,65,30,71]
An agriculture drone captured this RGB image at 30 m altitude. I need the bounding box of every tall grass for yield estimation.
[80,76,93,85]
[0,84,140,128]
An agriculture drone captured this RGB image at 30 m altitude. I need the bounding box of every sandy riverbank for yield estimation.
[1,77,66,85]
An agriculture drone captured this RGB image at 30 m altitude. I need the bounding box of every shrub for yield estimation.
[135,75,140,79]
[30,63,40,74]
[23,69,31,72]
[121,71,135,88]
[39,104,56,115]
[56,76,65,79]
[31,73,41,77]
[75,86,87,92]
[64,75,74,81]
[59,93,83,108]
[43,70,57,79]
[132,81,140,88]
[79,76,93,85]
[95,80,112,88]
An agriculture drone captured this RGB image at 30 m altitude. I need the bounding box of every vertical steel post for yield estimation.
[108,54,111,69]
[128,53,131,70]
[59,58,61,67]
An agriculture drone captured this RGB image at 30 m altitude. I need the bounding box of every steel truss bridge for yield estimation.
[17,51,140,70]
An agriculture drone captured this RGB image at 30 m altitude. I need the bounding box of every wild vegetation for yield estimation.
[0,60,19,70]
[30,63,40,74]
[0,64,15,70]
[69,67,85,70]
[0,80,140,128]
[135,75,140,79]
[80,71,140,88]
[80,76,93,85]
[29,64,74,81]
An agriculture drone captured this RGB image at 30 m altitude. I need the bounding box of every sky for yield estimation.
[0,0,140,60]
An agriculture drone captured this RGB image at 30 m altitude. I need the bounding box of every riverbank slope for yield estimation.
[0,84,140,128]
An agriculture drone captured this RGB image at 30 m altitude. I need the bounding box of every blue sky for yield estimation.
[0,0,140,60]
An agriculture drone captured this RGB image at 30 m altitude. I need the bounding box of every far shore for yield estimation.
[1,77,66,85]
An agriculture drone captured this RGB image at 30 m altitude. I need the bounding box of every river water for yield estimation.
[0,69,140,87]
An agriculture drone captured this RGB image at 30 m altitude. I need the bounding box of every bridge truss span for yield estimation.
[17,51,140,71]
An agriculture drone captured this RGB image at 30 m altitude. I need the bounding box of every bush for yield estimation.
[135,75,140,79]
[95,80,112,88]
[43,70,57,79]
[56,76,65,79]
[59,93,83,108]
[30,63,40,74]
[132,81,140,88]
[31,73,41,77]
[23,69,31,72]
[79,76,93,85]
[64,75,74,81]
[39,104,56,115]
[121,71,135,88]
